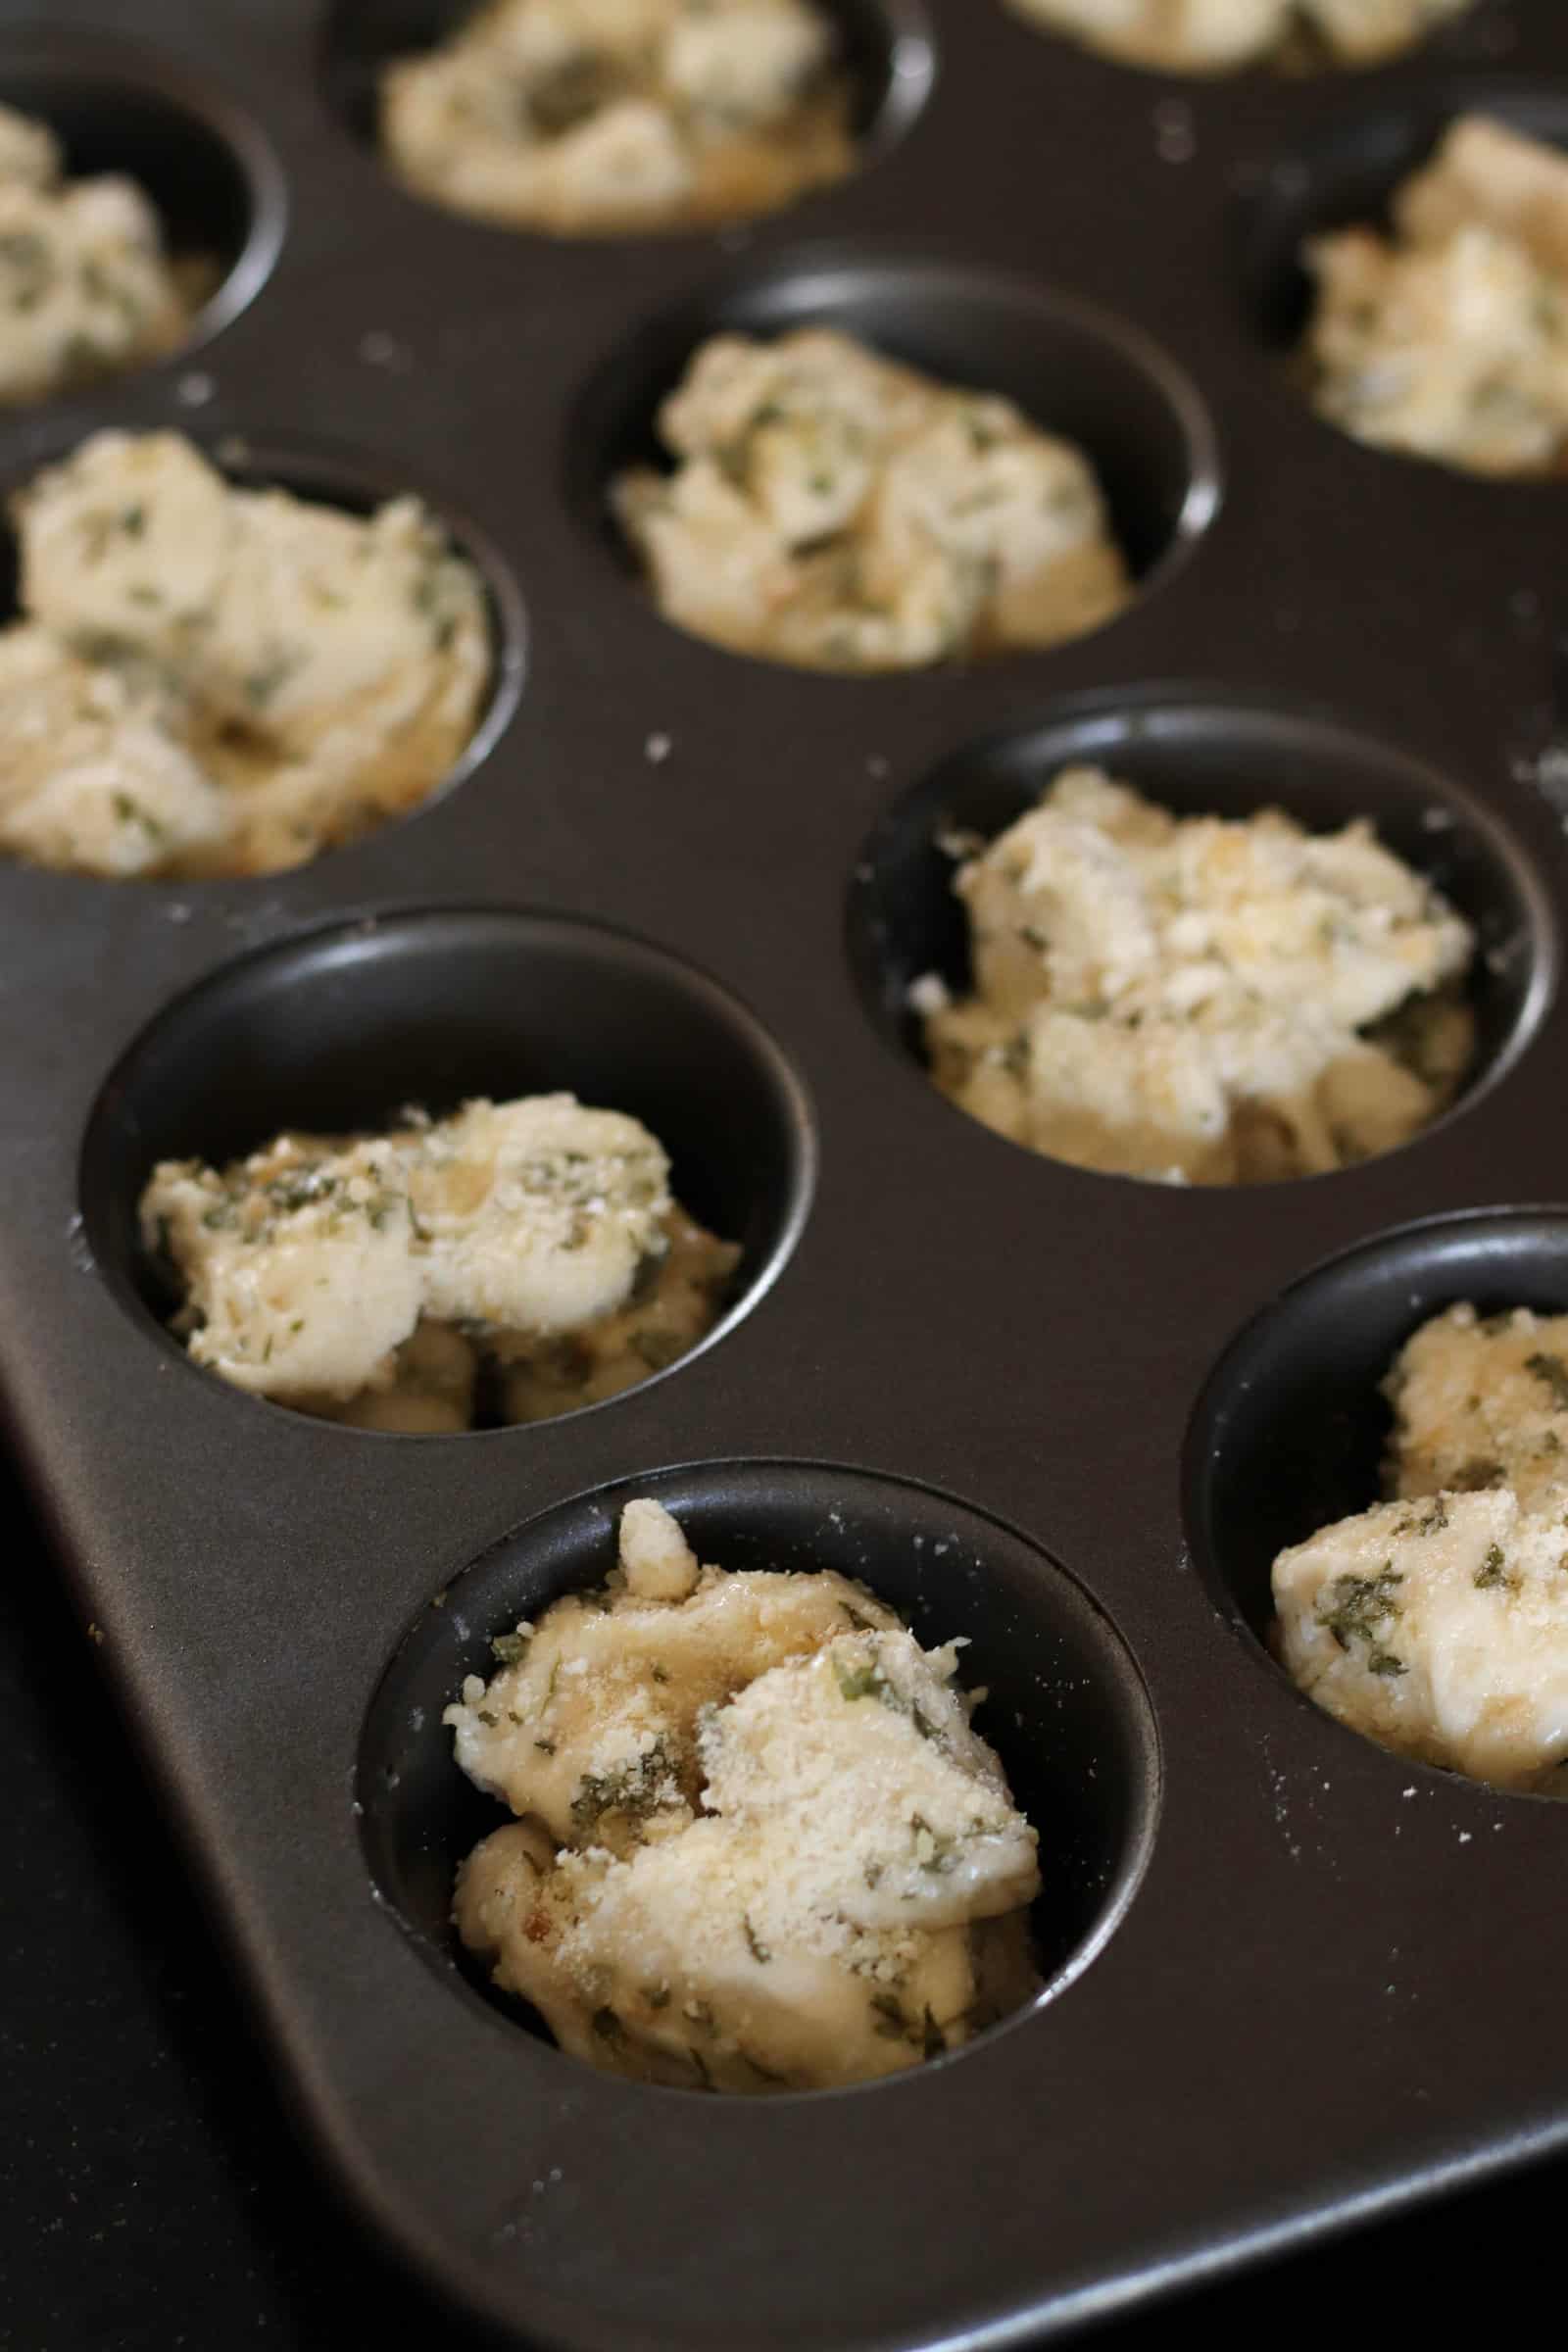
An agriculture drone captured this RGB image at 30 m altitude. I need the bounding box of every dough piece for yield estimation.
[923,766,1474,1184]
[1307,116,1568,476]
[1384,1303,1568,1512]
[0,100,196,406]
[1273,1486,1568,1792]
[398,1094,672,1337]
[139,1096,736,1426]
[139,1132,423,1404]
[495,1204,741,1420]
[2,430,488,878]
[379,0,852,236]
[0,625,224,877]
[1002,0,1468,73]
[614,328,1130,671]
[451,1499,1041,2089]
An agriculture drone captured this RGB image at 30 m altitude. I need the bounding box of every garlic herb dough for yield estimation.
[451,1498,1041,2090]
[920,768,1475,1185]
[0,431,487,879]
[0,102,202,406]
[1273,1306,1568,1792]
[614,328,1131,671]
[380,0,853,236]
[139,1096,738,1430]
[1004,0,1470,74]
[1307,116,1568,477]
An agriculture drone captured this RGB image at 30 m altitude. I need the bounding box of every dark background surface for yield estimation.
[0,1462,1536,2351]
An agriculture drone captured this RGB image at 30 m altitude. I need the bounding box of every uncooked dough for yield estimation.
[921,766,1474,1185]
[381,0,854,235]
[1307,116,1568,476]
[139,1095,738,1428]
[0,431,488,879]
[452,1497,1041,2089]
[614,327,1130,671]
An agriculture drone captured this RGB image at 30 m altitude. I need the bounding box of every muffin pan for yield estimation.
[7,0,1568,2344]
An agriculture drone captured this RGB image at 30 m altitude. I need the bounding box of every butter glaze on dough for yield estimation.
[1273,1305,1568,1791]
[139,1096,738,1431]
[0,430,488,880]
[380,0,854,235]
[615,328,1130,672]
[922,766,1474,1185]
[451,1498,1041,2090]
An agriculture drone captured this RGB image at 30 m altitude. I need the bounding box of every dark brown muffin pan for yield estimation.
[6,2,1568,2345]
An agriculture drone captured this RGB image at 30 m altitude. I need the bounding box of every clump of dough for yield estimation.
[921,766,1475,1185]
[1272,1302,1568,1791]
[0,100,203,407]
[1002,0,1470,74]
[1307,116,1568,477]
[138,1095,738,1427]
[0,430,488,880]
[451,1499,1041,2090]
[380,0,853,236]
[613,327,1130,672]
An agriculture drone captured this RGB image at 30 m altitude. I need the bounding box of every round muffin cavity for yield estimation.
[0,430,505,881]
[80,908,814,1431]
[448,1494,1043,2092]
[359,1460,1160,2085]
[849,693,1548,1187]
[1298,109,1568,477]
[368,0,894,236]
[1186,1212,1568,1797]
[1001,0,1475,77]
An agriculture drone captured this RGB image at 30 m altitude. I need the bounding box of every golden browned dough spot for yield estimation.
[449,1498,1042,2090]
[1271,1303,1568,1792]
[1003,0,1471,74]
[919,767,1475,1185]
[1307,116,1568,477]
[0,101,209,407]
[138,1096,739,1428]
[0,431,488,880]
[379,0,855,236]
[614,328,1130,672]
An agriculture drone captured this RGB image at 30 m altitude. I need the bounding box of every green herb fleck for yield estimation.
[1318,1566,1403,1655]
[1475,1544,1515,1592]
[1527,1351,1568,1409]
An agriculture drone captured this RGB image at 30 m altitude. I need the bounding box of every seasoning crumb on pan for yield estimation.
[138,1096,739,1430]
[450,1497,1042,2091]
[613,327,1131,672]
[379,0,854,237]
[0,429,488,880]
[1273,1304,1568,1792]
[1003,0,1471,74]
[920,766,1476,1185]
[1306,115,1568,477]
[0,100,209,406]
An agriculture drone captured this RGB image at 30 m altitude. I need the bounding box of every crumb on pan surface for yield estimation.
[1273,1304,1568,1792]
[920,765,1475,1185]
[379,0,854,236]
[1307,115,1568,477]
[449,1496,1042,2091]
[613,327,1131,672]
[0,429,488,879]
[1003,0,1470,74]
[0,100,207,407]
[138,1095,739,1429]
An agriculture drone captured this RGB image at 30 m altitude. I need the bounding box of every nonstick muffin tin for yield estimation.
[7,0,1568,2344]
